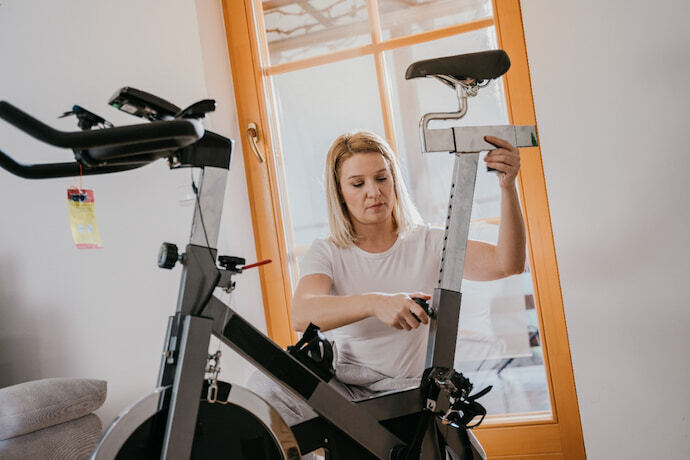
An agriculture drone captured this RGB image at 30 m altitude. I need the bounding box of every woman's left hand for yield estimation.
[483,136,521,189]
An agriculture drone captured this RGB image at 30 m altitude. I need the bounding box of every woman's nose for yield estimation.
[365,181,381,197]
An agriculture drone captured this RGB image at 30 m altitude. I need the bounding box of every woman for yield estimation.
[291,130,526,381]
[249,130,525,431]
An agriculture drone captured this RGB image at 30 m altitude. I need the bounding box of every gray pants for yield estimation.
[247,369,377,426]
[247,370,379,459]
[246,369,486,459]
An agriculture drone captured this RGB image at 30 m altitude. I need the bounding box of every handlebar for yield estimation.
[0,151,149,179]
[0,100,205,179]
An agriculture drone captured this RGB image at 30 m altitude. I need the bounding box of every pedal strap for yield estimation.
[421,367,492,429]
[287,323,335,382]
[449,385,492,428]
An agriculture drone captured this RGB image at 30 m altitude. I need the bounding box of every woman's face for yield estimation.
[338,152,395,229]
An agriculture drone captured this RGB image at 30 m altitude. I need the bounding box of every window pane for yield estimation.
[378,0,492,41]
[386,29,552,416]
[262,0,371,65]
[270,56,385,283]
[386,27,507,225]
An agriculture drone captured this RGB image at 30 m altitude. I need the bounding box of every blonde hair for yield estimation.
[324,131,422,247]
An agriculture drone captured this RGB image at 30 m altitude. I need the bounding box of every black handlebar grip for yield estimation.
[411,297,434,322]
[412,297,429,312]
[0,100,206,178]
[0,149,147,179]
[0,101,203,151]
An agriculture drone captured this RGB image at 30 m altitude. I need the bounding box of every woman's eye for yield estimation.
[352,182,363,188]
[376,176,387,182]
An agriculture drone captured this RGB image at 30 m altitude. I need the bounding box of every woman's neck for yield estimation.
[354,219,397,253]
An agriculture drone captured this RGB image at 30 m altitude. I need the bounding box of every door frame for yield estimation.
[221,0,585,456]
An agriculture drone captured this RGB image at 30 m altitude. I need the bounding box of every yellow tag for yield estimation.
[67,188,103,249]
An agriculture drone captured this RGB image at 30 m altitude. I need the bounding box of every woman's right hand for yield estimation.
[370,293,431,330]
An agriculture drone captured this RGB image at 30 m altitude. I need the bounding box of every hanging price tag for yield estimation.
[67,188,103,249]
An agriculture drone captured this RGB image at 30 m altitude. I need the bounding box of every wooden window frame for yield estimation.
[222,0,585,456]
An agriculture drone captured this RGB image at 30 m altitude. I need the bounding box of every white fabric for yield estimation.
[300,224,444,378]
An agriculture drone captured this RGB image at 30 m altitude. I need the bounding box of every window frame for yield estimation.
[222,0,585,456]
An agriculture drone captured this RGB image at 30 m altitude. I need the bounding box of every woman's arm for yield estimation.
[463,136,526,281]
[291,273,430,332]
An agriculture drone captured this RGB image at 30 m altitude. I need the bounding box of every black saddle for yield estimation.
[405,49,510,82]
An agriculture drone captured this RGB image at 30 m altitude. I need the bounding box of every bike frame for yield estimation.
[88,51,539,460]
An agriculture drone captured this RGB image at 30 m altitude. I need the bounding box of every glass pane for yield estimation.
[386,29,552,417]
[386,27,507,225]
[270,55,385,283]
[378,0,492,41]
[262,0,371,66]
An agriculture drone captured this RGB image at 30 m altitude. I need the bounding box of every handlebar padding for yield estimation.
[0,101,203,152]
[0,149,148,179]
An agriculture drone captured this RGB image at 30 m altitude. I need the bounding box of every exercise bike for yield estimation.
[0,49,537,459]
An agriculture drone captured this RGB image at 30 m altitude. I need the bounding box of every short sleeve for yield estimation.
[299,238,334,279]
[426,225,445,256]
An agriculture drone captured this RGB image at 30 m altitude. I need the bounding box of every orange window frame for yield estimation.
[222,0,585,457]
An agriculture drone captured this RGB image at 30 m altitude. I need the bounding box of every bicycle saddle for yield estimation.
[405,49,511,82]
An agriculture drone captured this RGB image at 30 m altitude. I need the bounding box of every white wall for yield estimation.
[2,1,688,457]
[521,1,690,458]
[0,0,265,424]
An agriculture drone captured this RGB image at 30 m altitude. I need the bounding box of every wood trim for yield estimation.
[262,0,294,10]
[266,44,377,75]
[374,52,398,152]
[476,423,562,457]
[223,0,297,347]
[366,0,398,152]
[265,17,494,76]
[251,0,302,303]
[366,0,383,44]
[253,0,273,68]
[377,17,494,54]
[491,0,585,457]
[250,0,298,346]
[493,454,564,460]
[482,411,553,426]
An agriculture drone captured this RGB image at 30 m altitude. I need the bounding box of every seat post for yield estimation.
[406,51,540,372]
[425,151,479,369]
[419,76,481,153]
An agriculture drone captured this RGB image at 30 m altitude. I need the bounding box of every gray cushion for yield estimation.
[0,378,106,441]
[0,413,102,460]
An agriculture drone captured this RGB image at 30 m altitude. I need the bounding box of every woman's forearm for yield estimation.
[291,293,374,332]
[292,291,430,332]
[496,185,526,275]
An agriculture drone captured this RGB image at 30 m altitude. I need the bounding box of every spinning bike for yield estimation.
[0,50,537,459]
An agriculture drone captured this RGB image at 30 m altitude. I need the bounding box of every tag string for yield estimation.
[72,164,84,193]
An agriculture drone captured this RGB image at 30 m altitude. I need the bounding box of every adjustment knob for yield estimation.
[158,242,180,269]
[413,297,434,317]
[218,256,245,273]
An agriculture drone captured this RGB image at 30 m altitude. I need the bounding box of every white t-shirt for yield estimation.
[299,224,444,378]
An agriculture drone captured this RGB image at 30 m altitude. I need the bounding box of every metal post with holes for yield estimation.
[419,89,538,370]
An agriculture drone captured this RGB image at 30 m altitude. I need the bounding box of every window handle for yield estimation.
[246,122,264,163]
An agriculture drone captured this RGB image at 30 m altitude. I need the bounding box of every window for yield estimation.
[223,0,584,456]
